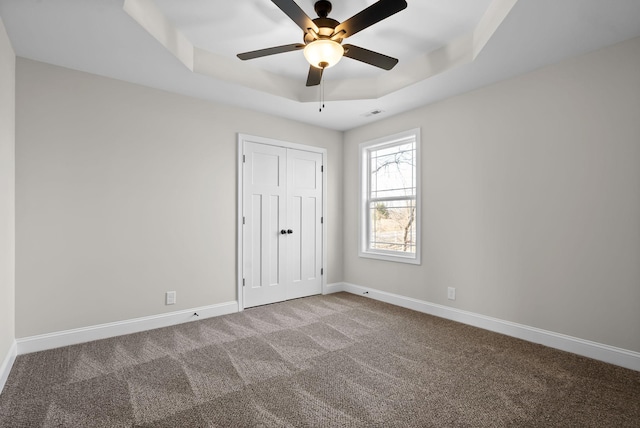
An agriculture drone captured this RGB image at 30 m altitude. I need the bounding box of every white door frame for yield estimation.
[237,133,327,311]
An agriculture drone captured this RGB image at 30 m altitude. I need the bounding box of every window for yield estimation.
[360,128,420,264]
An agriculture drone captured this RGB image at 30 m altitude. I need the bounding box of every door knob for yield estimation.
[280,229,287,235]
[287,229,293,234]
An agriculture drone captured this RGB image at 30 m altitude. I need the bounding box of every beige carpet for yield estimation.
[1,292,639,427]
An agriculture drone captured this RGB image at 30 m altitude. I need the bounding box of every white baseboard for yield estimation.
[326,282,640,372]
[16,301,238,355]
[11,285,640,372]
[0,340,17,394]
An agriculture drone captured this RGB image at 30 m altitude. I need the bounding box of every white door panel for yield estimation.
[286,149,322,301]
[243,142,287,308]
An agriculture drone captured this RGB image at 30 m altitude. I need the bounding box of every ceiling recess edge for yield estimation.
[123,0,518,103]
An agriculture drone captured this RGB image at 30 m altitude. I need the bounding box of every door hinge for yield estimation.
[243,216,245,225]
[243,154,246,163]
[321,165,324,172]
[321,268,324,275]
[321,217,324,224]
[243,278,245,287]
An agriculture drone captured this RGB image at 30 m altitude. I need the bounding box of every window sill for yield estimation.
[359,250,421,265]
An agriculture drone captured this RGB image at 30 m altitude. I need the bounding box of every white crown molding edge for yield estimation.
[123,0,518,103]
[15,301,238,356]
[0,340,17,394]
[325,282,640,372]
[123,0,194,71]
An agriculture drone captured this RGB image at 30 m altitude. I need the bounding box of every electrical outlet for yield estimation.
[166,291,176,305]
[447,287,456,301]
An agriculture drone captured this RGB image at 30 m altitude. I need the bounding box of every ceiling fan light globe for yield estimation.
[304,39,344,69]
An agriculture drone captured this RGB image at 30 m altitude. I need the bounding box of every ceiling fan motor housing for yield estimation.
[303,1,342,44]
[304,17,341,43]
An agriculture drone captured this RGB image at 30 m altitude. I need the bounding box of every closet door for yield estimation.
[242,141,323,308]
[242,142,287,308]
[286,148,323,300]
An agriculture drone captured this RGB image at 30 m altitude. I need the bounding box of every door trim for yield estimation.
[237,133,327,311]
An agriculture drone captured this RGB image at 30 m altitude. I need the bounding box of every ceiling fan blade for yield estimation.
[306,66,323,86]
[334,0,407,39]
[237,43,305,60]
[272,0,319,33]
[343,44,398,70]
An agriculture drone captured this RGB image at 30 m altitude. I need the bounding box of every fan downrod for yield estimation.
[314,0,332,18]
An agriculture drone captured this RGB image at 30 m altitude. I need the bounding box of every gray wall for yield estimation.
[343,36,640,353]
[15,59,343,337]
[0,18,15,369]
[11,35,640,356]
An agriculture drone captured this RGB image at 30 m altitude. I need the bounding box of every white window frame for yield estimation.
[359,128,421,265]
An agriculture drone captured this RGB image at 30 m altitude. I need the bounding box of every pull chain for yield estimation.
[319,73,324,112]
[320,73,324,110]
[319,65,326,112]
[318,77,322,112]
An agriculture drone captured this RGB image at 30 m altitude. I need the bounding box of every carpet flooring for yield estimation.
[1,292,639,427]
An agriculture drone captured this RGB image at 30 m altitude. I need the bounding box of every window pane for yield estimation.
[370,142,415,199]
[369,199,416,253]
[360,128,420,264]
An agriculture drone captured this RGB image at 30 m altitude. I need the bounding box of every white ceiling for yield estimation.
[152,0,493,80]
[1,0,640,131]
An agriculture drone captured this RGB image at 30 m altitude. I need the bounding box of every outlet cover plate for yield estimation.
[166,291,176,305]
[447,287,456,300]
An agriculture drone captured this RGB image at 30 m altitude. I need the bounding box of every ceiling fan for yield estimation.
[237,0,408,87]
